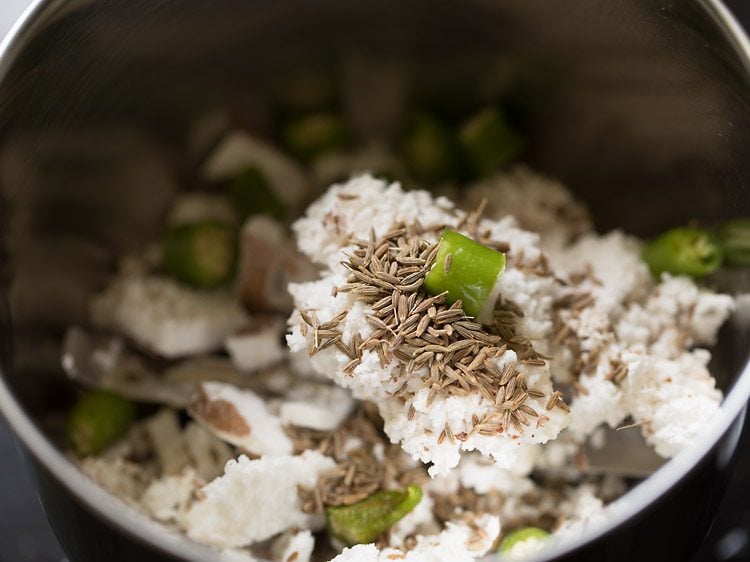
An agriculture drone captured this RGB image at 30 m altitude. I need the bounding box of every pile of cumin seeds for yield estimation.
[293,411,428,513]
[299,221,567,440]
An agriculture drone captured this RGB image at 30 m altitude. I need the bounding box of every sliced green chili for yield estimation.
[641,227,723,278]
[326,485,422,546]
[718,218,750,266]
[67,390,136,456]
[282,112,348,162]
[398,112,459,184]
[498,527,549,553]
[162,220,237,289]
[227,166,287,221]
[424,229,506,318]
[458,107,523,177]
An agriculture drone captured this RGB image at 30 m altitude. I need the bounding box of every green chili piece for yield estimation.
[162,220,237,289]
[424,229,506,318]
[458,107,523,177]
[498,527,549,553]
[282,112,348,162]
[641,227,724,278]
[719,218,750,266]
[227,166,287,221]
[67,390,135,456]
[398,112,459,184]
[326,485,422,546]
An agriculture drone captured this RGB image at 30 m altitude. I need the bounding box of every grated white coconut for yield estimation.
[464,166,592,253]
[91,273,249,359]
[288,177,568,476]
[547,229,733,457]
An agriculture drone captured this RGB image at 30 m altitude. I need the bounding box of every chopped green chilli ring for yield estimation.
[282,112,349,162]
[398,112,459,184]
[326,485,423,546]
[162,220,238,289]
[641,227,723,278]
[498,527,550,553]
[424,229,506,320]
[67,390,136,456]
[227,166,287,221]
[458,107,523,177]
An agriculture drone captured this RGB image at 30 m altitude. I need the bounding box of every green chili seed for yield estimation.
[641,227,724,278]
[282,112,349,162]
[424,229,506,318]
[67,390,136,457]
[227,166,287,221]
[458,107,523,177]
[398,112,459,184]
[326,485,422,546]
[162,220,237,289]
[718,218,750,266]
[498,527,549,553]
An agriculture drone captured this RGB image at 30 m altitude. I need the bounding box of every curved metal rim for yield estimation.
[0,1,749,561]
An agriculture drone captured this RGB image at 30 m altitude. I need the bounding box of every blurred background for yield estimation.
[0,1,750,561]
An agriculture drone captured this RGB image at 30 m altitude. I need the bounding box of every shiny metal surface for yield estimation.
[0,1,749,561]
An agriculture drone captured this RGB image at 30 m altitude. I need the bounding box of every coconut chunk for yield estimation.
[167,192,238,226]
[181,451,335,548]
[188,382,293,456]
[202,131,307,209]
[235,216,318,313]
[62,327,193,408]
[225,315,286,372]
[91,273,249,359]
[140,468,200,523]
[144,408,191,476]
[79,456,151,505]
[456,451,538,496]
[388,493,438,548]
[279,382,355,431]
[272,530,315,562]
[220,550,260,562]
[183,421,234,481]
